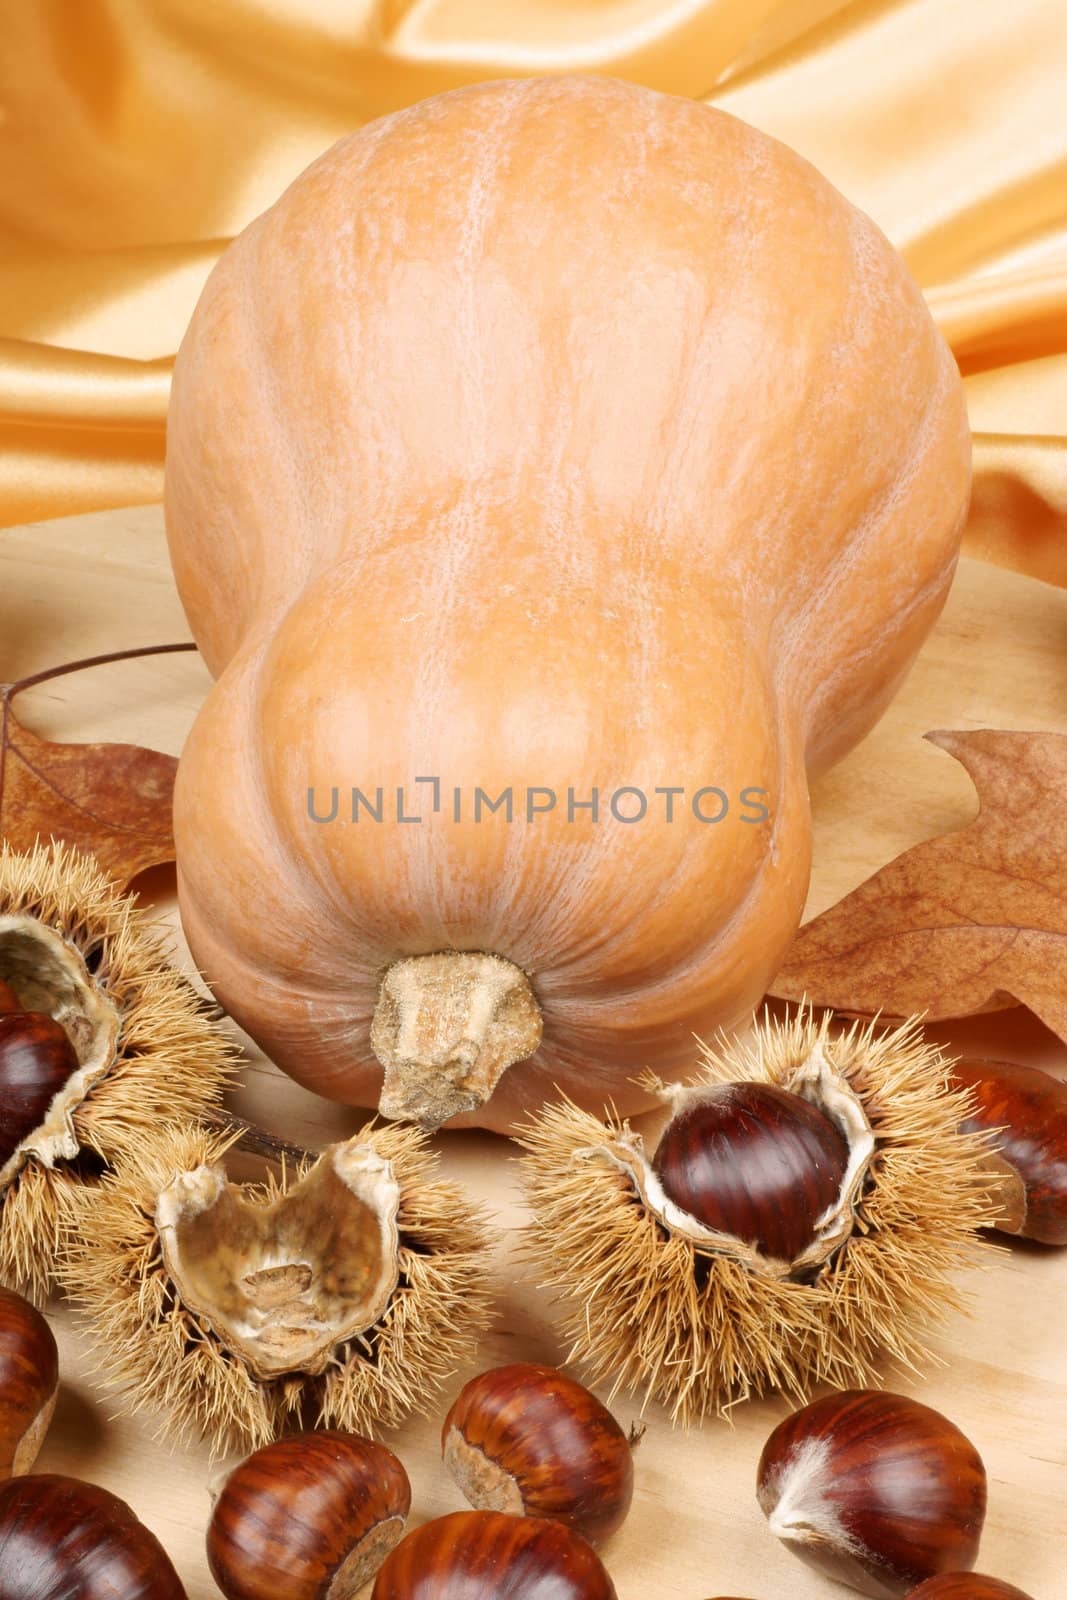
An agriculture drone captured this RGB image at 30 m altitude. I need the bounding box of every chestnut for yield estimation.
[0,1286,59,1477]
[207,1429,411,1599]
[371,1510,617,1600]
[0,1008,81,1168]
[757,1389,986,1598]
[651,1081,850,1260]
[442,1363,633,1545]
[952,1059,1067,1244]
[908,1580,1035,1599]
[0,1472,186,1597]
[0,979,20,1013]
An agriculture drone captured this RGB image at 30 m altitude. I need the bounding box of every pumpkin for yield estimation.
[165,75,970,1133]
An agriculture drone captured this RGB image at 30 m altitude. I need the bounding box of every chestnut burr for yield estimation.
[371,1510,618,1600]
[0,1287,59,1477]
[952,1059,1067,1243]
[207,1430,411,1600]
[908,1579,1035,1599]
[757,1389,986,1598]
[0,1473,186,1597]
[651,1082,850,1259]
[442,1363,633,1545]
[0,1009,81,1167]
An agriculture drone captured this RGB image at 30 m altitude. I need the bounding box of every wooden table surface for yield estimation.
[1,503,1065,1599]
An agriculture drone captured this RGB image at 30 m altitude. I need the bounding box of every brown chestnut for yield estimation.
[757,1389,986,1598]
[0,979,20,1013]
[207,1429,411,1599]
[651,1081,850,1260]
[371,1510,617,1600]
[442,1363,633,1545]
[0,1286,59,1477]
[908,1579,1035,1599]
[952,1059,1067,1244]
[0,1009,81,1168]
[0,1472,185,1597]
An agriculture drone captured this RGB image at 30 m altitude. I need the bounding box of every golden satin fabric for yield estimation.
[2,0,1065,582]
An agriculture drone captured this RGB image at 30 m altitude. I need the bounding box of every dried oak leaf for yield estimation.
[0,645,194,885]
[771,729,1067,1043]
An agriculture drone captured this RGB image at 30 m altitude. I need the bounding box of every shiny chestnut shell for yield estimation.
[0,1473,186,1598]
[757,1389,987,1598]
[953,1060,1067,1244]
[0,1010,81,1167]
[0,1287,59,1477]
[908,1579,1035,1599]
[371,1510,617,1600]
[207,1430,411,1600]
[0,979,20,1013]
[442,1363,633,1545]
[652,1082,849,1259]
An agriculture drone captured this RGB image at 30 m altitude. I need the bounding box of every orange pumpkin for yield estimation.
[165,75,970,1132]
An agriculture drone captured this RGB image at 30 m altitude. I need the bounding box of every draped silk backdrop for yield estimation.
[1,0,1065,582]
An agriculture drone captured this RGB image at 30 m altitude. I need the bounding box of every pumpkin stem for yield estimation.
[371,952,542,1129]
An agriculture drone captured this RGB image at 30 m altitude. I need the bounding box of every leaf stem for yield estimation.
[3,642,198,699]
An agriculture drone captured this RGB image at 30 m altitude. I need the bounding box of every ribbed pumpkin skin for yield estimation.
[165,75,970,1131]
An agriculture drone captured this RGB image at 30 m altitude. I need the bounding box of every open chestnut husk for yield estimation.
[442,1363,634,1545]
[520,1011,999,1421]
[59,1119,493,1453]
[0,840,237,1298]
[757,1389,987,1598]
[371,1510,617,1600]
[908,1578,1034,1599]
[951,1059,1067,1244]
[208,1430,411,1599]
[0,1286,58,1477]
[0,1472,186,1597]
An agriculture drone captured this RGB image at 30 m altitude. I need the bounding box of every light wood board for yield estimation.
[1,503,1065,1599]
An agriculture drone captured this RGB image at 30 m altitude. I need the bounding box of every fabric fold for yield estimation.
[0,0,1064,584]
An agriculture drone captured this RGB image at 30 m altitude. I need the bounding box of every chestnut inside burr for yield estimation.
[155,1143,402,1379]
[591,1035,875,1280]
[0,917,120,1190]
[652,1083,850,1261]
[0,1013,80,1169]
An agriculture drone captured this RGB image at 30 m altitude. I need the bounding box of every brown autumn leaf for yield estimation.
[0,644,196,885]
[771,728,1067,1044]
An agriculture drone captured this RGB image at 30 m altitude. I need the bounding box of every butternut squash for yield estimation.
[165,75,970,1131]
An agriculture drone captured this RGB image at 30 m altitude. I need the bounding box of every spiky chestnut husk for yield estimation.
[519,1010,1000,1424]
[0,840,238,1299]
[58,1120,494,1456]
